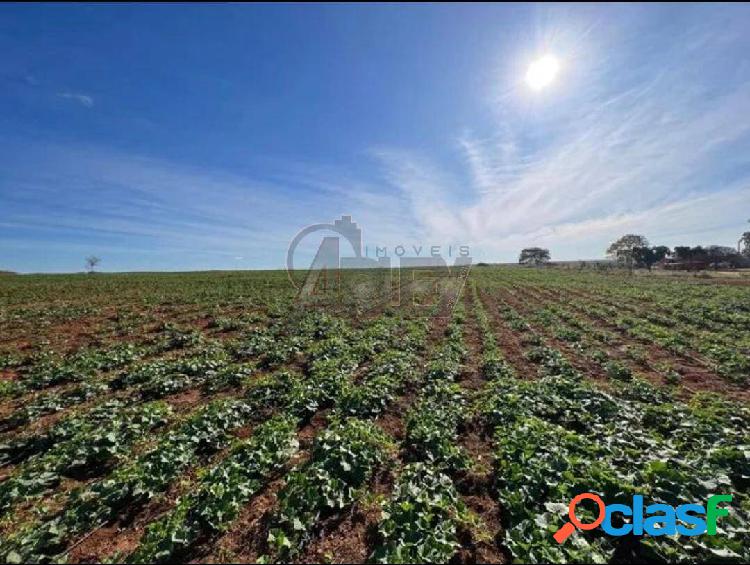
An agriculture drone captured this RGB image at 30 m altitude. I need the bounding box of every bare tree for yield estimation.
[85,256,101,274]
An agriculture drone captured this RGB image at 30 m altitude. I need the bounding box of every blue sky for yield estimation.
[1,3,749,272]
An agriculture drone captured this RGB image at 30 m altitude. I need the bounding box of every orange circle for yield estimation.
[568,493,605,530]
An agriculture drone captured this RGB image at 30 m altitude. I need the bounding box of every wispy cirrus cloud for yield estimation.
[370,12,750,261]
[4,54,750,273]
[3,5,750,272]
[0,139,422,270]
[57,91,94,108]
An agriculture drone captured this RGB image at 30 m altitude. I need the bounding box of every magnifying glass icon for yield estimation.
[553,492,606,544]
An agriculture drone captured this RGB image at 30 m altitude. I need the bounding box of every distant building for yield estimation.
[661,259,709,271]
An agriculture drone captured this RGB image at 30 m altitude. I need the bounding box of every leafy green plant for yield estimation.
[372,463,471,564]
[267,418,392,559]
[0,401,170,516]
[605,360,633,382]
[404,382,468,471]
[127,415,298,563]
[0,399,253,562]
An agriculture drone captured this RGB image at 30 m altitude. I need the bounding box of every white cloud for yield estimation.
[58,92,94,108]
[370,16,750,262]
[0,140,424,269]
[5,7,750,271]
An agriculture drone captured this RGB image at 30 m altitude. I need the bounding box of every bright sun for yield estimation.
[525,55,560,91]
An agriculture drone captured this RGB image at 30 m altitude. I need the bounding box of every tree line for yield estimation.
[605,234,748,270]
[519,221,750,271]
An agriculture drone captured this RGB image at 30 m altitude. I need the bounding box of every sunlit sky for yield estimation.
[2,3,750,272]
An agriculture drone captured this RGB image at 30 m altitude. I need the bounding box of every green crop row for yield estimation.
[478,292,750,563]
[371,300,470,563]
[266,418,393,560]
[126,415,299,563]
[0,398,254,563]
[121,313,416,564]
[0,400,170,517]
[372,462,471,563]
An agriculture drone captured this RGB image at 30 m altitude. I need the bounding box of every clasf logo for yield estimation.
[553,493,733,543]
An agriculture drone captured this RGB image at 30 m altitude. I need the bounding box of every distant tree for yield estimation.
[673,246,692,261]
[631,247,650,270]
[741,221,750,256]
[519,247,551,266]
[690,246,708,262]
[668,245,744,270]
[631,245,670,271]
[607,235,650,269]
[651,246,671,262]
[85,256,101,274]
[706,246,743,269]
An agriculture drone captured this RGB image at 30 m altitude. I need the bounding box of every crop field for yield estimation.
[0,268,748,564]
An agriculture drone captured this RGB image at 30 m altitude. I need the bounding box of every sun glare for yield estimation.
[525,55,560,91]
